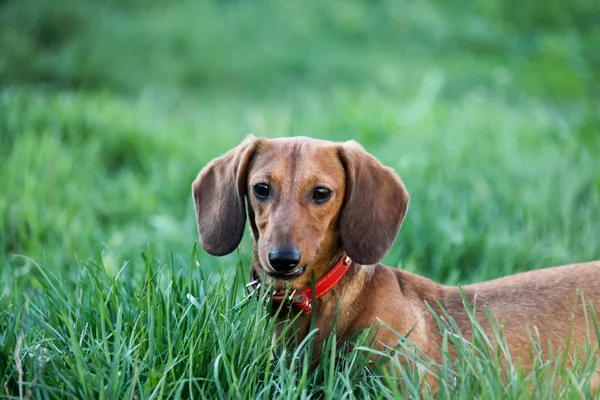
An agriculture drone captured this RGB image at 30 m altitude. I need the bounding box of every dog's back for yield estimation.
[441,261,600,371]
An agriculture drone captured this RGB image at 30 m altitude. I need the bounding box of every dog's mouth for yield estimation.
[267,265,306,281]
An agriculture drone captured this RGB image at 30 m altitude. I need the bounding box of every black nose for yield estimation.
[268,247,301,272]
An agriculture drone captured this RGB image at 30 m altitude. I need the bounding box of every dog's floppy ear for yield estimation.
[192,135,260,256]
[338,141,409,265]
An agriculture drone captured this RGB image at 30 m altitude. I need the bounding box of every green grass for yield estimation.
[1,0,600,398]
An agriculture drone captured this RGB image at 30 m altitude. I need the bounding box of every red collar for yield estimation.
[248,253,353,316]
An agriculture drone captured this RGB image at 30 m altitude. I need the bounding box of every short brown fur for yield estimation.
[193,135,600,391]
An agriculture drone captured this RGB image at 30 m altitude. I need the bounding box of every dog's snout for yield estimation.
[268,247,301,272]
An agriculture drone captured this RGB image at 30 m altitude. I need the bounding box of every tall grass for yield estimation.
[2,247,598,398]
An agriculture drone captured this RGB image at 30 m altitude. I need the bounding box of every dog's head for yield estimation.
[192,135,409,288]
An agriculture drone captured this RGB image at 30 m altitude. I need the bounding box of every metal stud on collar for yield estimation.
[344,256,351,265]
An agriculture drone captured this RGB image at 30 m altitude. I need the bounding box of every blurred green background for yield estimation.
[1,0,599,286]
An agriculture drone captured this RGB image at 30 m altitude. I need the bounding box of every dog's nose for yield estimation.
[268,247,301,272]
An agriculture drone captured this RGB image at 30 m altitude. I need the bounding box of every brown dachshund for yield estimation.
[192,135,600,390]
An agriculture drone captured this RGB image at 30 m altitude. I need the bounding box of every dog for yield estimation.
[192,135,600,391]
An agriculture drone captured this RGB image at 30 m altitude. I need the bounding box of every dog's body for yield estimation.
[291,261,600,370]
[193,135,600,390]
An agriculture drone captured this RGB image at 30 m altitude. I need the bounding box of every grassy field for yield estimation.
[1,0,600,398]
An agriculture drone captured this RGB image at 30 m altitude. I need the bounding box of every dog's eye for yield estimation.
[313,187,332,203]
[252,183,270,199]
